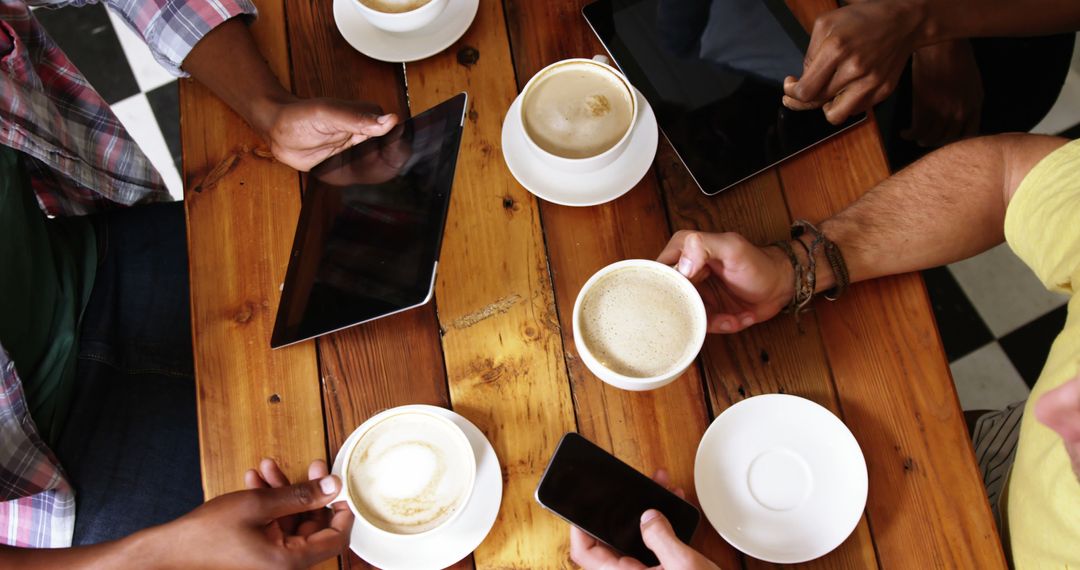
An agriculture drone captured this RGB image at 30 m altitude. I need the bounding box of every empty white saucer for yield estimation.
[331,404,502,570]
[501,88,659,207]
[333,0,479,63]
[694,394,867,564]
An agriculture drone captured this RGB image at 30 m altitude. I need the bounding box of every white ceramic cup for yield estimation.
[517,55,639,174]
[572,259,707,391]
[351,0,448,33]
[337,406,477,537]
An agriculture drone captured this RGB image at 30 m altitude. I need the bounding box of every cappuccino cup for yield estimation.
[338,406,476,536]
[352,0,447,33]
[573,260,707,391]
[518,56,638,173]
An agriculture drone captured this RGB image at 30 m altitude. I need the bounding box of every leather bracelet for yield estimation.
[791,219,850,301]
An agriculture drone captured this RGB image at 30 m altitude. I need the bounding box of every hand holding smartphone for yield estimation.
[535,433,700,566]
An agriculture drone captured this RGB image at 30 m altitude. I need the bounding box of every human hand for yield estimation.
[570,470,720,570]
[261,97,399,172]
[1034,374,1080,482]
[657,231,793,334]
[782,0,927,124]
[901,40,983,147]
[158,458,353,569]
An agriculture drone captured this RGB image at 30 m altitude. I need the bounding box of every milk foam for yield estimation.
[580,267,700,378]
[347,413,473,534]
[522,62,634,159]
[358,0,431,13]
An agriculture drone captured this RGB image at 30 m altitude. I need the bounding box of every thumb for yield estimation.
[640,510,694,567]
[321,101,397,136]
[256,475,341,520]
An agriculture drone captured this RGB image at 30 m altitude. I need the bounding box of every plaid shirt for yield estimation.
[0,0,255,548]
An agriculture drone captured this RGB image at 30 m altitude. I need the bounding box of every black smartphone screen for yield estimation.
[535,433,700,566]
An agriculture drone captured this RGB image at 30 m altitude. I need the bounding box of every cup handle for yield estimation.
[591,54,612,66]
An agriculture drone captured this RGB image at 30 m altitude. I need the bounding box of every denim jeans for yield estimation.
[53,201,203,546]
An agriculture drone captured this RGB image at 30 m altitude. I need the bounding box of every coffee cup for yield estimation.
[337,406,477,537]
[351,0,448,33]
[572,259,707,391]
[518,56,639,173]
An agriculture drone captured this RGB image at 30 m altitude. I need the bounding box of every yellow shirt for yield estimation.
[1004,138,1080,568]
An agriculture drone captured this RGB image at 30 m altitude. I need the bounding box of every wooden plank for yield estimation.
[778,128,1007,567]
[281,2,471,569]
[181,11,337,570]
[182,0,325,499]
[400,2,580,567]
[500,1,740,567]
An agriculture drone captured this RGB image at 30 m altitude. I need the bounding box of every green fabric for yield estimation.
[0,145,96,447]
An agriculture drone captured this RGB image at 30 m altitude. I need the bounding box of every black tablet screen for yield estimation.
[584,0,863,194]
[271,93,466,348]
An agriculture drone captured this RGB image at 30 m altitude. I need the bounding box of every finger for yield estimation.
[322,102,398,137]
[707,313,742,334]
[245,469,268,490]
[782,94,824,111]
[291,507,355,567]
[306,460,333,529]
[640,510,695,568]
[656,231,691,265]
[260,458,292,488]
[652,469,671,488]
[254,476,342,521]
[823,79,876,125]
[570,525,621,569]
[790,41,843,103]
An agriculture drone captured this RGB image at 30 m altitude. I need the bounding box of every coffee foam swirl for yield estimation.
[347,413,473,534]
[521,61,634,159]
[579,267,700,378]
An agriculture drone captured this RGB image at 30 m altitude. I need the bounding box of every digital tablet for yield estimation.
[583,0,864,195]
[271,93,467,349]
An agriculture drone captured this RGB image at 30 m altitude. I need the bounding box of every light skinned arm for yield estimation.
[657,133,1068,333]
[181,19,398,171]
[0,459,352,569]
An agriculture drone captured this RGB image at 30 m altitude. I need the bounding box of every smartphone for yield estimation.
[535,432,700,566]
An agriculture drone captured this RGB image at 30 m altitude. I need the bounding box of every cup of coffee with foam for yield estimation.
[518,56,638,173]
[573,260,707,391]
[352,0,447,33]
[338,407,476,536]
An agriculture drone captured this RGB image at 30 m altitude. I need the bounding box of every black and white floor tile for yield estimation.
[36,5,1080,411]
[36,3,183,200]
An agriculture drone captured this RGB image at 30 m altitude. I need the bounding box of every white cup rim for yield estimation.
[518,58,639,166]
[572,259,707,389]
[337,406,477,538]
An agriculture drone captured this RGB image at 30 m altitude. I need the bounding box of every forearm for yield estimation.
[0,527,161,569]
[180,18,296,140]
[803,134,1065,290]
[918,0,1080,44]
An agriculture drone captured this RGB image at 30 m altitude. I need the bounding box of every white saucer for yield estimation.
[331,405,503,570]
[333,0,479,63]
[694,394,867,564]
[501,88,659,207]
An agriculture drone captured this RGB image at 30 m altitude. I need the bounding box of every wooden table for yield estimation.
[180,1,1007,567]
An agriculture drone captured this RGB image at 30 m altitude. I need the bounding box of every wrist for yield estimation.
[792,236,837,294]
[247,91,298,141]
[117,524,179,570]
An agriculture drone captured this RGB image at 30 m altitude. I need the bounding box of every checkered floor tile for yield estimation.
[35,6,1079,412]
